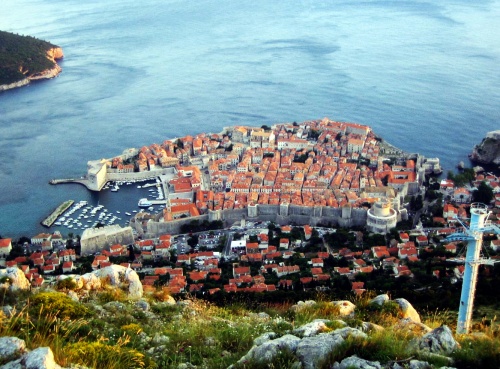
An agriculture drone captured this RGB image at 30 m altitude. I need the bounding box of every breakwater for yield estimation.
[41,200,74,227]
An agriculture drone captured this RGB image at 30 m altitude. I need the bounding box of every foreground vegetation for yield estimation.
[0,30,59,84]
[1,283,500,369]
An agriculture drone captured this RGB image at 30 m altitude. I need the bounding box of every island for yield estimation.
[0,30,63,91]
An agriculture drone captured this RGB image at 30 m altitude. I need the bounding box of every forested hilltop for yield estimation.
[0,30,63,87]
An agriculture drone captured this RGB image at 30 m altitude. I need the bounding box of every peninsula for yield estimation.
[51,117,442,237]
[0,30,63,91]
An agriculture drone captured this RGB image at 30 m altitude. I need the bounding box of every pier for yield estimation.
[49,178,95,189]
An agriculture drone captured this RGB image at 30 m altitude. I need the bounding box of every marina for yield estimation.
[44,178,169,234]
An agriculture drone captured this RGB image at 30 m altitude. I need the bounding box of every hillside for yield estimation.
[0,266,499,369]
[0,30,63,89]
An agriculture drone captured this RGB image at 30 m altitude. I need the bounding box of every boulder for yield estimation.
[408,359,433,369]
[369,294,390,306]
[291,300,316,311]
[0,337,26,362]
[332,300,356,317]
[238,334,301,364]
[333,355,382,369]
[360,322,385,333]
[0,267,30,291]
[394,298,421,323]
[292,319,330,337]
[24,347,58,369]
[296,333,345,369]
[331,327,367,341]
[395,318,432,336]
[253,332,277,346]
[418,325,459,355]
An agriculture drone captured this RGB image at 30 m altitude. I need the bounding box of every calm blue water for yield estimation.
[0,0,499,237]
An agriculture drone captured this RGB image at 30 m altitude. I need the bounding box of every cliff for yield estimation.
[469,130,500,168]
[0,31,63,91]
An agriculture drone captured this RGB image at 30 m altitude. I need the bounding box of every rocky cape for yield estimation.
[0,46,63,92]
[469,130,500,168]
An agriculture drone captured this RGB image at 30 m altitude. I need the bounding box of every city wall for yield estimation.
[106,167,175,182]
[143,204,368,237]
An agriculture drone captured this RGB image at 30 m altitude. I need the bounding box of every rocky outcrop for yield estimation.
[470,130,500,167]
[58,265,143,300]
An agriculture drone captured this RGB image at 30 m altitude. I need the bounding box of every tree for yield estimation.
[187,235,199,247]
[473,181,494,204]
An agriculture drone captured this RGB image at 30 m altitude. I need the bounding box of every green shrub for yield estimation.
[56,278,77,291]
[29,291,89,319]
[64,340,154,369]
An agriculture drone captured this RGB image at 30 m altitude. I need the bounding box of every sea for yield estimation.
[0,0,499,238]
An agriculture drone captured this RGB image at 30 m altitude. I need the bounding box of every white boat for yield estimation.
[125,212,132,216]
[116,211,121,214]
[138,198,153,208]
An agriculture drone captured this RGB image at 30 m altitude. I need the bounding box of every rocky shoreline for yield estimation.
[0,46,63,92]
[469,130,500,169]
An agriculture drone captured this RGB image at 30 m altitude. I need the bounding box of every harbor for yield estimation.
[43,177,172,235]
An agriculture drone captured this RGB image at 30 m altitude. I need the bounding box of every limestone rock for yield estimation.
[331,327,367,341]
[408,359,432,369]
[395,318,432,336]
[369,294,390,306]
[0,267,30,291]
[360,321,385,333]
[0,337,26,362]
[394,298,421,323]
[24,347,59,369]
[292,319,330,337]
[239,334,301,364]
[296,333,345,369]
[253,332,277,346]
[291,300,316,311]
[418,325,459,355]
[79,265,143,300]
[470,130,500,167]
[333,355,382,369]
[333,300,356,316]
